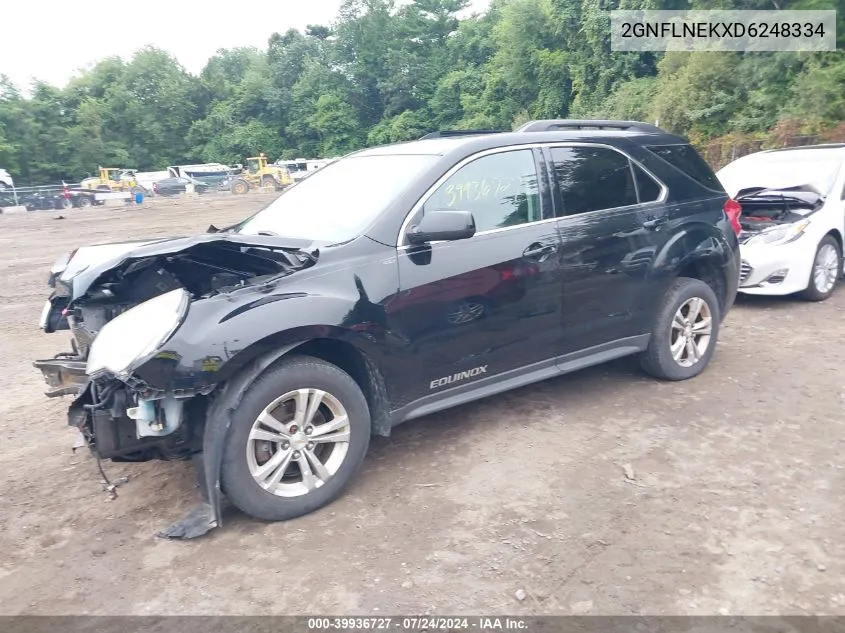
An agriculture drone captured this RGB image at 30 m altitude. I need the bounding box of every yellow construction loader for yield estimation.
[230,154,293,194]
[80,167,144,194]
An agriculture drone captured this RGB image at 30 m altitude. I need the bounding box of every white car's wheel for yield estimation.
[799,235,841,302]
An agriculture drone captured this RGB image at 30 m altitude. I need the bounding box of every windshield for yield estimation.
[717,150,843,198]
[235,154,439,243]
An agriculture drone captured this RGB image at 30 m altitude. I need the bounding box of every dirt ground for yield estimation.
[0,194,843,616]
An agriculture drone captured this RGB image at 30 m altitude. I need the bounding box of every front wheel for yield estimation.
[231,178,250,195]
[640,277,720,381]
[799,235,841,302]
[220,355,371,522]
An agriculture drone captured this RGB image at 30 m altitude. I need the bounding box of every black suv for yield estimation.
[34,120,741,538]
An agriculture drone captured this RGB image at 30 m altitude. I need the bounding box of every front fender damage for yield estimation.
[158,343,302,539]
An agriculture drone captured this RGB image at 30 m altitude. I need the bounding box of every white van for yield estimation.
[273,158,335,181]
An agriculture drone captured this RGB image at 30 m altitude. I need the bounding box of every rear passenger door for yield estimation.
[545,144,668,355]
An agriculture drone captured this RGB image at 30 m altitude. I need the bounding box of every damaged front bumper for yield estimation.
[33,355,87,397]
[33,349,220,539]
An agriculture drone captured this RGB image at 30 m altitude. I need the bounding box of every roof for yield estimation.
[353,122,687,160]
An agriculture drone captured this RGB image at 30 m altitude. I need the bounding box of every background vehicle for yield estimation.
[230,154,293,194]
[0,168,13,190]
[167,163,233,190]
[20,190,67,211]
[273,158,336,182]
[80,167,144,195]
[34,119,739,538]
[152,176,211,196]
[133,170,170,193]
[717,144,845,301]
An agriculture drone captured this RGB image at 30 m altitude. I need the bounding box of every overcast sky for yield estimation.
[1,0,491,91]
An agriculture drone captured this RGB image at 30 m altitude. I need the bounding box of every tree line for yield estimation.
[1,0,843,185]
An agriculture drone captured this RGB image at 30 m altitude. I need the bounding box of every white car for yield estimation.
[717,145,845,301]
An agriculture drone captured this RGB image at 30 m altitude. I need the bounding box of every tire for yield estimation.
[798,235,841,302]
[640,277,720,381]
[220,355,371,522]
[231,178,250,195]
[78,196,92,208]
[261,175,276,189]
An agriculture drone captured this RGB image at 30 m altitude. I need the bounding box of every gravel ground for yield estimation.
[0,195,843,616]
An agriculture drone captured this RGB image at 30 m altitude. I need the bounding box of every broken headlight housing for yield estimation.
[744,218,810,247]
[86,288,190,379]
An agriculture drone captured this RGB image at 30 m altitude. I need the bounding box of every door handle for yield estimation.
[642,216,668,230]
[523,243,558,259]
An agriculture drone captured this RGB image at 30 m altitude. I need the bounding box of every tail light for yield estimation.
[724,198,742,236]
[153,182,158,193]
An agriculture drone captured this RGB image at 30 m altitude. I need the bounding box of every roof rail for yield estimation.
[419,129,505,140]
[516,119,665,134]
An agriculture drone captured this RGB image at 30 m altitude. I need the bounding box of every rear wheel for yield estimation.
[799,235,840,302]
[640,277,720,381]
[220,355,371,522]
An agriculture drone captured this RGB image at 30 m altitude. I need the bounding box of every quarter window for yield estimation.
[424,150,542,232]
[633,163,662,202]
[550,146,638,216]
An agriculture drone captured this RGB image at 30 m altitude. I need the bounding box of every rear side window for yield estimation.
[645,144,722,191]
[550,146,638,215]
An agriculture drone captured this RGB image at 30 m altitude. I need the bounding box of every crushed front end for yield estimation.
[33,234,318,537]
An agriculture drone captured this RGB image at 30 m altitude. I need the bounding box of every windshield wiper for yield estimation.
[257,230,280,236]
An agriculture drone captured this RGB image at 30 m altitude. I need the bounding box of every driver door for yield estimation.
[386,148,565,404]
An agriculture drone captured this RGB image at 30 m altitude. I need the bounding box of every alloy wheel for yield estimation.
[670,297,712,368]
[813,243,839,295]
[447,301,485,324]
[246,388,351,497]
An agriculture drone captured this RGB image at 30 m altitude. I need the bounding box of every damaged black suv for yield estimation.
[35,120,741,538]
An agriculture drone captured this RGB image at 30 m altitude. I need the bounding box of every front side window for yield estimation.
[424,149,542,233]
[550,146,638,215]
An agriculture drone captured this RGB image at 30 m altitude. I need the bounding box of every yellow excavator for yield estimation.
[80,167,144,194]
[230,154,293,194]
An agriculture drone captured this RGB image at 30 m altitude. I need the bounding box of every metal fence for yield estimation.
[698,134,823,170]
[697,130,845,170]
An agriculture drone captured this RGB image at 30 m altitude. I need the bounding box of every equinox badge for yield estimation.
[430,365,488,390]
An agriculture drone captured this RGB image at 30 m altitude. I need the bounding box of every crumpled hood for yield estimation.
[54,232,318,302]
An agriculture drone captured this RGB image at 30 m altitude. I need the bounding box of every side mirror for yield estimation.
[406,210,476,245]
